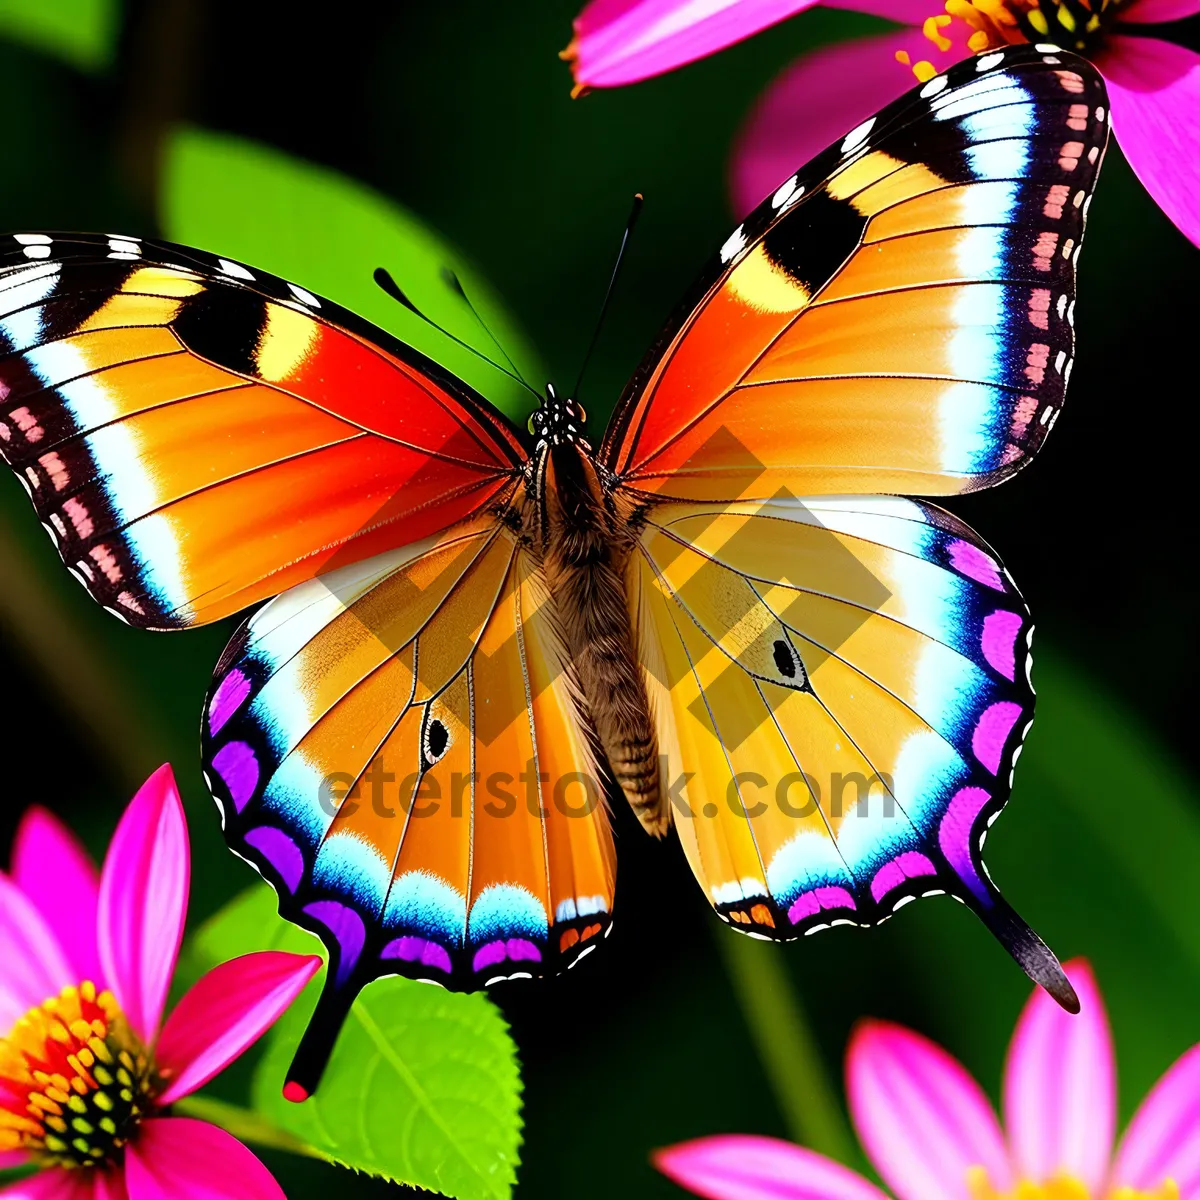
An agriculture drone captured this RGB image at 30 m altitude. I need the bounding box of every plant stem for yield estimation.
[174,1095,328,1161]
[717,929,857,1165]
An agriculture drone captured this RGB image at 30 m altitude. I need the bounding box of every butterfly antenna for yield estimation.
[373,266,541,401]
[572,192,644,400]
[439,265,534,390]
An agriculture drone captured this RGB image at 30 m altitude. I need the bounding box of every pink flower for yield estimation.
[564,0,1200,247]
[656,961,1199,1200]
[0,766,321,1199]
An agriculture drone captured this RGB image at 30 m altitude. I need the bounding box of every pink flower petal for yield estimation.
[729,29,970,215]
[1097,35,1200,247]
[92,1174,127,1200]
[1121,0,1200,22]
[847,1020,1012,1200]
[0,1151,27,1169]
[823,0,934,22]
[124,1119,285,1200]
[0,872,74,1029]
[155,951,321,1105]
[569,0,821,89]
[0,1169,96,1199]
[1003,960,1114,1192]
[97,765,190,1044]
[655,1135,892,1200]
[1110,1042,1200,1195]
[12,807,103,988]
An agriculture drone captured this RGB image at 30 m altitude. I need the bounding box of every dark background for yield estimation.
[1,2,1198,1197]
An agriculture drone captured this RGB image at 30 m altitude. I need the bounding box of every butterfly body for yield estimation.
[524,386,664,833]
[1,45,1110,1097]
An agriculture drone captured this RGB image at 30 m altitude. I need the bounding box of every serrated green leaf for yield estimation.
[0,0,117,72]
[194,884,523,1199]
[160,125,544,425]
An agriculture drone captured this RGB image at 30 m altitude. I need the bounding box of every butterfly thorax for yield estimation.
[522,388,666,836]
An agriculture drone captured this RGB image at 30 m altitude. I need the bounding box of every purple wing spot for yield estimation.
[947,539,1005,590]
[787,886,856,925]
[972,701,1023,774]
[208,668,251,737]
[938,785,993,905]
[981,610,1023,681]
[211,741,259,812]
[243,826,305,894]
[471,938,543,974]
[303,900,366,985]
[869,851,938,902]
[382,935,453,974]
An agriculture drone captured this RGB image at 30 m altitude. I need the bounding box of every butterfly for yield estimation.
[0,44,1108,1098]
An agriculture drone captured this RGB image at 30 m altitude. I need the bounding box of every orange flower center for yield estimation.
[966,1166,1181,1200]
[0,982,158,1170]
[897,0,1129,81]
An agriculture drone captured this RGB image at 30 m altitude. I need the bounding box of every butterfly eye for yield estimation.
[527,414,538,435]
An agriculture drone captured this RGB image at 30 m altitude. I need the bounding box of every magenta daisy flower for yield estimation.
[564,0,1200,247]
[656,961,1199,1200]
[0,765,320,1199]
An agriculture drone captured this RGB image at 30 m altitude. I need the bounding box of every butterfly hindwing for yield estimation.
[201,508,616,1093]
[602,46,1108,502]
[629,493,1066,992]
[0,234,525,629]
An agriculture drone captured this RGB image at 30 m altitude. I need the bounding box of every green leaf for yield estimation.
[195,884,523,1199]
[160,126,544,425]
[0,0,117,72]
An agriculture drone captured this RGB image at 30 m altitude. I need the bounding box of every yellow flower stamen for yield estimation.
[0,982,159,1170]
[900,0,1129,82]
[966,1166,1182,1200]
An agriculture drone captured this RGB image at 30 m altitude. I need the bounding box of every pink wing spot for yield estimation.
[1058,139,1085,170]
[1032,231,1058,271]
[972,701,1023,774]
[1027,288,1051,330]
[1025,342,1049,385]
[938,786,993,904]
[1010,395,1039,438]
[947,539,1005,590]
[10,406,43,443]
[1056,70,1086,94]
[89,544,122,584]
[870,852,937,903]
[208,668,251,737]
[63,497,93,539]
[117,591,146,616]
[0,421,10,441]
[787,886,856,925]
[38,451,69,492]
[1044,184,1069,219]
[1066,102,1089,131]
[982,610,1023,681]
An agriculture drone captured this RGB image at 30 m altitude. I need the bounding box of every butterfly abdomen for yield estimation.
[537,443,666,836]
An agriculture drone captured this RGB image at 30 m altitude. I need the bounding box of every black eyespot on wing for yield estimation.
[171,284,269,377]
[423,716,449,766]
[773,638,797,678]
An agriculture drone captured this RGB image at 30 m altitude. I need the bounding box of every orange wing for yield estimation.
[202,507,615,1095]
[0,234,527,628]
[601,47,1108,501]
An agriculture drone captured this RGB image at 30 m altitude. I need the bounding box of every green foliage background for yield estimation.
[0,1,1198,1197]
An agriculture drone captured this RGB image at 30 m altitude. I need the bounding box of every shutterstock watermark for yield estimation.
[316,760,897,822]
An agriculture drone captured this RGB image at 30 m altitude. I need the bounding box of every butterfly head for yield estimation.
[527,383,590,449]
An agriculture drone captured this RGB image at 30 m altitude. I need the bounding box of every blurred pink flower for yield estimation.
[564,0,1200,247]
[656,961,1198,1200]
[0,765,321,1200]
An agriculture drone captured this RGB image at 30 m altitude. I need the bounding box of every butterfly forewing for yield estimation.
[0,234,525,629]
[603,45,1108,502]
